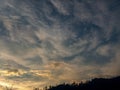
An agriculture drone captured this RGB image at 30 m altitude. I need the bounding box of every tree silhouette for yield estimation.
[44,76,120,90]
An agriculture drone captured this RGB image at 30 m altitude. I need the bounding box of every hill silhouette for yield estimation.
[43,76,120,90]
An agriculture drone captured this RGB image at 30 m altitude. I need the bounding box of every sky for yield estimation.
[0,0,120,90]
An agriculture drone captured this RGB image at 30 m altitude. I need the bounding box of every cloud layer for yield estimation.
[0,0,120,89]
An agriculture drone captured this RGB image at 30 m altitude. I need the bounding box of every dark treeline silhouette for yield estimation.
[44,76,120,90]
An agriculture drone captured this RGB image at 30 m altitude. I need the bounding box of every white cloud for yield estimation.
[96,45,112,56]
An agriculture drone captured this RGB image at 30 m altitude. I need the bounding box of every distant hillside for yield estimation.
[44,76,120,90]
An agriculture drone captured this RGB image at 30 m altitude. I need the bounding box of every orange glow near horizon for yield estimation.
[0,81,32,90]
